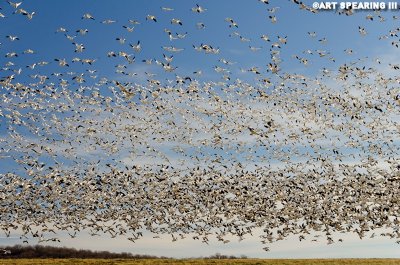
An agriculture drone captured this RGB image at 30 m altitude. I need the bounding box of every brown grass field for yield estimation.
[0,259,400,265]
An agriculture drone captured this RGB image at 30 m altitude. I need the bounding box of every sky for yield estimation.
[1,0,400,259]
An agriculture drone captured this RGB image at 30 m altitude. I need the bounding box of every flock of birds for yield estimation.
[0,0,400,252]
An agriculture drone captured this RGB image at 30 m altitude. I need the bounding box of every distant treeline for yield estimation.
[0,245,247,259]
[0,245,164,259]
[205,253,248,259]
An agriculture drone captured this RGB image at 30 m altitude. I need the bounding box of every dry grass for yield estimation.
[0,259,399,265]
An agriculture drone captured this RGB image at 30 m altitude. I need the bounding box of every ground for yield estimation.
[0,259,399,265]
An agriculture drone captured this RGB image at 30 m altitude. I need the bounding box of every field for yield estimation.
[0,259,399,265]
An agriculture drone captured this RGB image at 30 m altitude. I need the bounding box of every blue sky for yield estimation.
[2,0,398,82]
[1,0,400,259]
